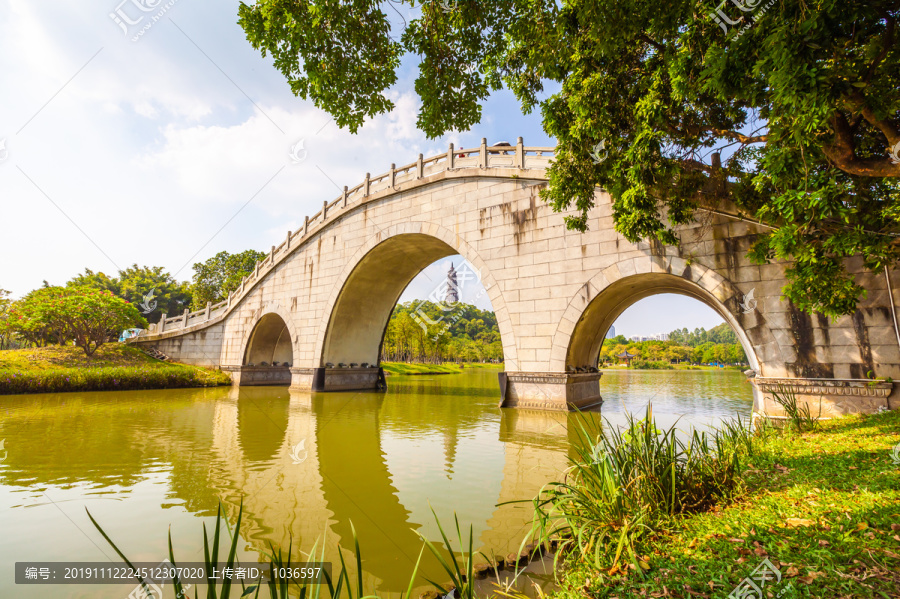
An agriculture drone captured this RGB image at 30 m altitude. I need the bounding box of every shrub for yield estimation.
[0,364,230,395]
[630,359,673,370]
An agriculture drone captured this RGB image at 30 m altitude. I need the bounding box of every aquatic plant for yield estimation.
[525,405,753,573]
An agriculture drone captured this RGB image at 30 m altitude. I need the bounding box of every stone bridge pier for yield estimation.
[134,139,900,417]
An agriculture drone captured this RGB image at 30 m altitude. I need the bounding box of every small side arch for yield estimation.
[240,303,297,367]
[549,255,784,376]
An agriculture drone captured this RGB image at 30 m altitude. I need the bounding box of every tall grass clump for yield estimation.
[528,404,753,573]
[771,385,821,432]
[87,501,431,599]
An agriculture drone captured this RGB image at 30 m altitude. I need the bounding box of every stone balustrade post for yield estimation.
[364,173,370,197]
[286,230,292,249]
[480,137,487,168]
[417,154,424,179]
[516,136,524,168]
[205,301,211,320]
[389,163,396,188]
[341,185,348,207]
[270,245,275,263]
[447,143,455,170]
[304,215,309,235]
[158,313,166,333]
[182,308,189,327]
[323,200,328,220]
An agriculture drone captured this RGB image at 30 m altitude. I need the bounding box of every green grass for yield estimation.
[382,362,462,375]
[0,344,231,394]
[545,409,900,598]
[381,362,504,375]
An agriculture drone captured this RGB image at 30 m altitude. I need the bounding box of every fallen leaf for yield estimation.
[753,547,767,556]
[855,522,868,532]
[848,466,857,470]
[728,538,745,543]
[785,518,815,528]
[818,540,829,547]
[785,566,799,577]
[891,524,900,531]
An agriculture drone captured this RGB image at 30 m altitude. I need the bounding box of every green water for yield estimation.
[0,368,753,598]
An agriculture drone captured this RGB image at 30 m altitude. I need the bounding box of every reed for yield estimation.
[525,404,753,573]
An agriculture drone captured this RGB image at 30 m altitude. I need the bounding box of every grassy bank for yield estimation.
[547,409,900,598]
[381,362,503,375]
[0,344,231,394]
[602,363,746,371]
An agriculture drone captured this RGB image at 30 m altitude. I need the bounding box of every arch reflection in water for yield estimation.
[0,369,752,599]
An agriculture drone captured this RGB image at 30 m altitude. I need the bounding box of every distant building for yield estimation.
[628,333,669,342]
[606,325,616,339]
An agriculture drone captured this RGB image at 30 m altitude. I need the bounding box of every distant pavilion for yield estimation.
[615,350,637,366]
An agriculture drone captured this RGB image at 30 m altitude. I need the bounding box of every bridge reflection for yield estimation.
[0,381,574,595]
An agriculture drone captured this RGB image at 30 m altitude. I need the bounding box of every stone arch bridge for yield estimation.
[134,138,899,416]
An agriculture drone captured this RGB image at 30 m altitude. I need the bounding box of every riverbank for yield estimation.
[381,362,503,375]
[0,344,231,394]
[602,363,745,371]
[550,409,900,598]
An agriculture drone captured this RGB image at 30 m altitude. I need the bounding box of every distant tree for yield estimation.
[116,265,192,323]
[4,287,71,346]
[0,288,14,350]
[5,287,146,356]
[191,250,266,309]
[67,269,119,294]
[67,265,191,324]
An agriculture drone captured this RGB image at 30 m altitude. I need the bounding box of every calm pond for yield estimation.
[0,368,753,598]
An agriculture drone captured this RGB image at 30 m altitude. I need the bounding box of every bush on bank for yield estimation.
[0,364,231,395]
[0,344,230,394]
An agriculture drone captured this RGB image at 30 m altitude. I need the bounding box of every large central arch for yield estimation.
[312,222,516,391]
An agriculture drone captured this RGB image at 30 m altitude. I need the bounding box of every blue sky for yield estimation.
[0,0,724,336]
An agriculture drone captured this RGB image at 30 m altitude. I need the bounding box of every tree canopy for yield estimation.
[67,266,192,323]
[2,287,147,356]
[382,300,503,363]
[191,250,267,309]
[239,0,900,318]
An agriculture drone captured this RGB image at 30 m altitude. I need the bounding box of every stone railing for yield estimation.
[139,137,554,338]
